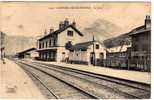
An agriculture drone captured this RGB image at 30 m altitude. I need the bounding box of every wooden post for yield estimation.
[92,35,95,66]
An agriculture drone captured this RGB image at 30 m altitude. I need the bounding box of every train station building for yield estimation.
[128,15,151,71]
[37,18,84,62]
[36,16,151,71]
[104,15,151,71]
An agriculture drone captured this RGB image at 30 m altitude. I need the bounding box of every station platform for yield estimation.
[33,60,151,85]
[0,58,45,99]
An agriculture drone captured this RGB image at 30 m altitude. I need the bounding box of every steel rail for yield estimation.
[17,61,99,99]
[34,62,150,91]
[31,62,150,99]
[16,62,59,99]
[31,62,147,99]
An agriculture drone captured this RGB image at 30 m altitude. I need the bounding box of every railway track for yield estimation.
[16,60,150,99]
[34,62,150,91]
[31,61,151,99]
[17,63,58,99]
[15,61,98,99]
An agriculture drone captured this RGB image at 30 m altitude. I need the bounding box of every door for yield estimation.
[90,52,95,65]
[62,52,66,62]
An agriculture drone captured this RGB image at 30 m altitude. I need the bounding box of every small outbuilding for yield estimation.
[68,40,106,66]
[17,48,38,59]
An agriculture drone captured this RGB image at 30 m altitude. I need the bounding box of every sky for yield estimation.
[0,2,151,41]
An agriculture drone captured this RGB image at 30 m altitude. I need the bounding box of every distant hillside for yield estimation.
[4,35,37,55]
[103,33,131,48]
[82,18,121,42]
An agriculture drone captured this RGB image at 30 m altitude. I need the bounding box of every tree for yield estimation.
[65,41,72,50]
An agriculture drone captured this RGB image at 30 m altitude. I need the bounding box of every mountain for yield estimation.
[82,18,121,42]
[4,35,37,55]
[81,18,132,48]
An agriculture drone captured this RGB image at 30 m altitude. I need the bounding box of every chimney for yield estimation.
[49,27,54,33]
[72,20,76,27]
[145,15,151,29]
[64,18,69,27]
[44,29,47,36]
[59,21,64,29]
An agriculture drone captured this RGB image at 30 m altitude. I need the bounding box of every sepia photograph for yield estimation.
[0,1,151,99]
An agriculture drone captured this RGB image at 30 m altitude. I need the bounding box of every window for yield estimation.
[133,44,138,51]
[42,42,44,48]
[53,39,56,46]
[46,41,48,48]
[67,30,73,36]
[96,44,99,49]
[76,53,78,56]
[39,42,41,49]
[49,39,51,47]
[99,53,104,59]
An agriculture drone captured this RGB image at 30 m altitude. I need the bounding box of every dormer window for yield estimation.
[67,30,73,36]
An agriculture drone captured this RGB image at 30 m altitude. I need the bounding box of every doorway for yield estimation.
[90,52,95,65]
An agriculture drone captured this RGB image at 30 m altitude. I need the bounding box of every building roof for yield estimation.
[129,25,151,36]
[104,16,151,48]
[69,40,102,51]
[39,24,84,41]
[103,33,131,48]
[71,41,93,50]
[106,45,131,53]
[129,15,151,36]
[18,48,36,54]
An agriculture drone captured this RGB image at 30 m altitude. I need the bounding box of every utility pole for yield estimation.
[92,35,95,66]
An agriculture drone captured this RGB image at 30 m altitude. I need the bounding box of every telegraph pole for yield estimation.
[92,35,95,66]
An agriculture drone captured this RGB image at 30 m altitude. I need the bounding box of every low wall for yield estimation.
[68,60,88,65]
